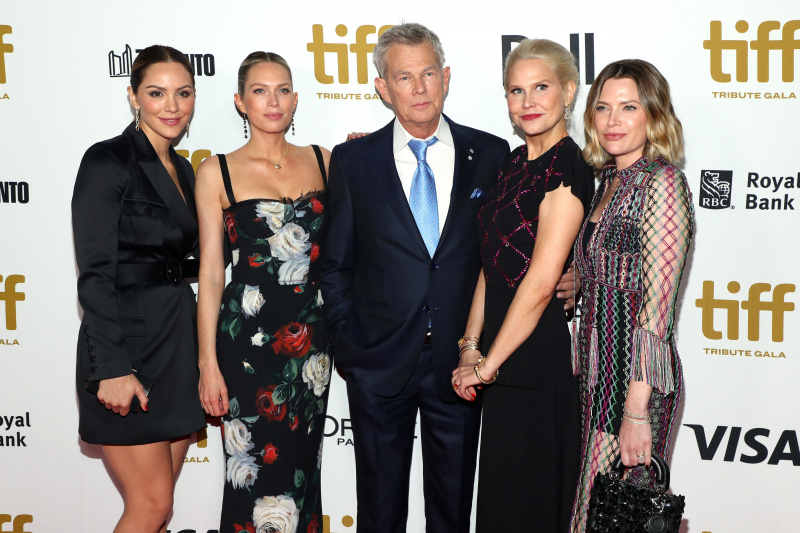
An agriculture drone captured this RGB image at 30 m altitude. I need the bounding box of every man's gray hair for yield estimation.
[373,22,445,78]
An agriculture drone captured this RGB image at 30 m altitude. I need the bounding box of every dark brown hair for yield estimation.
[130,45,194,93]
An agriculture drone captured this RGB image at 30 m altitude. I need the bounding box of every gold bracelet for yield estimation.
[474,357,498,385]
[457,336,481,349]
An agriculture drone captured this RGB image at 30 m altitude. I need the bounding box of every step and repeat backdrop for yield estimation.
[1,1,798,532]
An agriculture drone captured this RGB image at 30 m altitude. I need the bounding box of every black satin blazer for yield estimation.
[72,123,205,445]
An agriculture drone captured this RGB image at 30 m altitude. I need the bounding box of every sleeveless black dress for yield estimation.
[475,138,594,533]
[216,147,330,533]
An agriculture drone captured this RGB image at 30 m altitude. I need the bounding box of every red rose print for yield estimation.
[234,523,255,533]
[263,443,279,464]
[289,416,299,431]
[307,514,320,533]
[248,254,267,267]
[255,385,286,422]
[309,197,324,214]
[224,212,238,244]
[271,322,313,358]
[294,286,304,294]
[310,243,320,262]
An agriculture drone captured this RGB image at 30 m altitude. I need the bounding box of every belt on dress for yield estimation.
[116,258,199,286]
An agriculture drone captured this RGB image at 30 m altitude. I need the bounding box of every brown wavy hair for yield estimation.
[583,59,684,170]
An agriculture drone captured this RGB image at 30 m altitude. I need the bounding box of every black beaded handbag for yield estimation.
[586,454,685,533]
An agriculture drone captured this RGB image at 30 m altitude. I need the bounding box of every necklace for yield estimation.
[248,141,290,169]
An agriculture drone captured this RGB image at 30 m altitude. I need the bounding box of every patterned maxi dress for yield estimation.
[216,148,330,533]
[570,156,693,532]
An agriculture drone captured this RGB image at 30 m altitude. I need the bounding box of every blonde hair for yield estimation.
[503,38,579,103]
[237,51,292,96]
[583,59,684,169]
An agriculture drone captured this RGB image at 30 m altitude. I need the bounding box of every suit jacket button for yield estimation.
[430,262,438,271]
[423,305,431,313]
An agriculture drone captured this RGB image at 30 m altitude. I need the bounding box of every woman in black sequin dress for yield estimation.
[195,53,331,533]
[451,39,594,532]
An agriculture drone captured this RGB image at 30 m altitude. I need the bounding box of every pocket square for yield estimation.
[470,188,485,199]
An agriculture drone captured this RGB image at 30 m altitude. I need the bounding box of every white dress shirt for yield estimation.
[393,115,455,237]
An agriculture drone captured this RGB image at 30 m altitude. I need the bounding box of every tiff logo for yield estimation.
[0,515,32,533]
[698,170,732,209]
[307,24,393,84]
[703,20,800,82]
[695,281,795,341]
[0,25,13,84]
[0,275,24,331]
[502,33,595,84]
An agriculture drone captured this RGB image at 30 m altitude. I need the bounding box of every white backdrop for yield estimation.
[1,1,798,532]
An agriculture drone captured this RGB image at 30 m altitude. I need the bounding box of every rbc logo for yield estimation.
[699,170,732,209]
[307,24,393,84]
[703,20,800,82]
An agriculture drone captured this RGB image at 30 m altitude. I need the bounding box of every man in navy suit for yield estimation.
[322,23,509,532]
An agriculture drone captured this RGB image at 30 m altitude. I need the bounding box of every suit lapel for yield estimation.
[436,118,476,255]
[365,121,430,258]
[123,125,197,247]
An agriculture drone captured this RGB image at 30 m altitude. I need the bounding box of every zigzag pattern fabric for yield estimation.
[570,157,694,532]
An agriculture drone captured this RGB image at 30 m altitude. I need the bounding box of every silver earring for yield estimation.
[135,108,140,131]
[291,112,295,136]
[564,105,571,121]
[185,121,190,136]
[243,114,248,139]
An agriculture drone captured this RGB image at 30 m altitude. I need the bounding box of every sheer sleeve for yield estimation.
[630,164,694,393]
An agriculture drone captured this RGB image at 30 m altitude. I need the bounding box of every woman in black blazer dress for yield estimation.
[72,45,205,533]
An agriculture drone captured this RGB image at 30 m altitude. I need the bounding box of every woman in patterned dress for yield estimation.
[570,60,694,532]
[195,52,331,533]
[451,39,594,532]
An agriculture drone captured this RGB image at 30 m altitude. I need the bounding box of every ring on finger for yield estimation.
[636,453,645,461]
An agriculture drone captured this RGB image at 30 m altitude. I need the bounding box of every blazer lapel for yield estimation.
[365,121,430,258]
[436,117,476,254]
[123,125,197,247]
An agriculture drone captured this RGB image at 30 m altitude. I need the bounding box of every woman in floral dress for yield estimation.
[195,52,331,533]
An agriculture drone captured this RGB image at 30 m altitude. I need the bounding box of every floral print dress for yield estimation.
[216,149,330,533]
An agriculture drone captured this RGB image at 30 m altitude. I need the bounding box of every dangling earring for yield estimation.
[135,107,140,131]
[511,120,516,134]
[243,114,248,139]
[291,112,296,136]
[185,121,190,137]
[564,104,571,121]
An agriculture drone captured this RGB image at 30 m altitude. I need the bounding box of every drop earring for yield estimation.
[186,121,190,137]
[243,114,248,139]
[291,112,295,136]
[135,107,140,131]
[564,104,571,121]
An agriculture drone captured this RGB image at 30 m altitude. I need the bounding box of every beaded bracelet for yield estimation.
[623,409,649,420]
[622,415,650,425]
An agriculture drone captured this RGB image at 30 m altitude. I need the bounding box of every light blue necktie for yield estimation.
[408,137,439,257]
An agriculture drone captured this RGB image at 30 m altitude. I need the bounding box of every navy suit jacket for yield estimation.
[322,116,509,401]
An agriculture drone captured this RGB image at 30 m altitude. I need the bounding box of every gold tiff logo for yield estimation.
[0,25,12,84]
[704,20,800,82]
[695,281,795,341]
[175,149,211,174]
[0,275,24,331]
[307,24,393,84]
[0,515,32,533]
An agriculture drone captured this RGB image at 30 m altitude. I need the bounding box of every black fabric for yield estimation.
[72,122,205,445]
